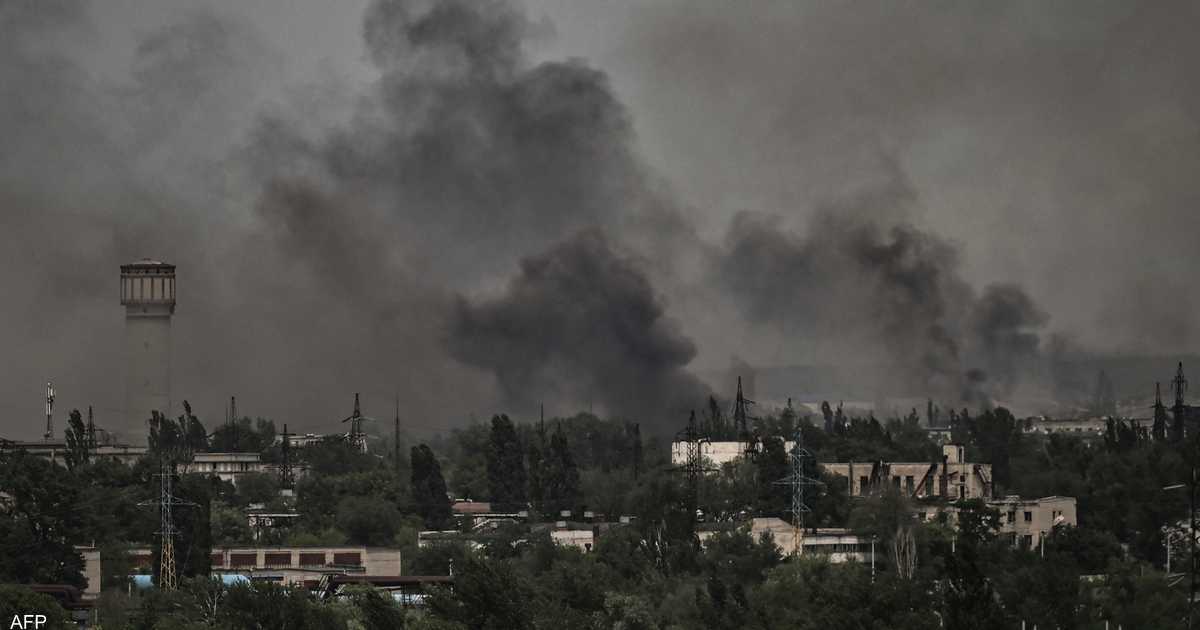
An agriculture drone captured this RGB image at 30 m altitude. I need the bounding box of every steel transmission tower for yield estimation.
[139,462,195,589]
[774,427,823,555]
[278,423,295,490]
[732,376,755,445]
[342,393,371,453]
[675,411,714,521]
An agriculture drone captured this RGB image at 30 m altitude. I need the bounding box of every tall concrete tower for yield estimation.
[121,259,176,430]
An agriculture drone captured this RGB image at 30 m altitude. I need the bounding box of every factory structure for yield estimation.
[121,259,176,427]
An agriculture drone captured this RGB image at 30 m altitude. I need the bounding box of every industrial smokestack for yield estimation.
[120,259,176,432]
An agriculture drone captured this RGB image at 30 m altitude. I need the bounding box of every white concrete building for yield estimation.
[698,518,873,563]
[179,452,272,485]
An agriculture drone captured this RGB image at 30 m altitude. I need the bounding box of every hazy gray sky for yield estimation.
[2,0,1198,438]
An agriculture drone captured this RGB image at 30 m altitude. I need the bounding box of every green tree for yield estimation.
[426,554,534,630]
[412,444,453,530]
[211,501,253,545]
[63,409,91,471]
[234,472,280,507]
[543,425,580,516]
[343,584,407,630]
[336,496,401,546]
[0,451,86,587]
[0,585,73,630]
[486,414,527,508]
[754,437,789,516]
[179,401,208,454]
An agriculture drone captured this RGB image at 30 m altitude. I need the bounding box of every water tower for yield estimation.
[121,259,175,429]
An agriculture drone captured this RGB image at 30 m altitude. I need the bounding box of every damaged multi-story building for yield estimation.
[823,444,993,501]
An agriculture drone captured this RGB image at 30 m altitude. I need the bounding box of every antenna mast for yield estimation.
[44,382,55,441]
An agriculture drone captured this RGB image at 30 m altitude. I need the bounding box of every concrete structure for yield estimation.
[823,444,993,500]
[179,452,272,484]
[450,500,528,530]
[109,546,402,588]
[698,518,873,563]
[991,495,1076,548]
[670,440,796,468]
[275,433,327,448]
[550,526,595,552]
[1022,416,1107,438]
[121,259,175,427]
[0,439,147,466]
[914,496,1077,549]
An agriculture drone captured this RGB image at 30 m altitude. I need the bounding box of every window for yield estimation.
[924,477,934,495]
[1021,535,1033,548]
[893,476,901,488]
[859,476,869,493]
[905,476,914,493]
[958,486,965,499]
[1007,511,1016,523]
[1024,511,1033,522]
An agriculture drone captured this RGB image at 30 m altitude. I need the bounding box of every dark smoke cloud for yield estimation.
[5,0,1194,437]
[251,0,680,288]
[606,0,1200,358]
[715,172,1048,404]
[447,230,709,427]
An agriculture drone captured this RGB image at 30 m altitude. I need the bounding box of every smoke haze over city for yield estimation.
[3,0,1200,438]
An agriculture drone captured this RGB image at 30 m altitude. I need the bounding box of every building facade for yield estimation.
[914,496,1078,549]
[179,452,278,485]
[698,518,874,563]
[823,445,993,500]
[100,546,403,590]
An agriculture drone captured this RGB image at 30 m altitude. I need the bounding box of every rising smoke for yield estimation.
[447,230,710,423]
[715,171,1048,404]
[2,0,1195,437]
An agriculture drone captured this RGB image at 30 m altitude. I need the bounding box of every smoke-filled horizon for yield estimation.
[1,0,1198,439]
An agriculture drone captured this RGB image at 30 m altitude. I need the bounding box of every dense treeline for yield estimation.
[2,401,1198,628]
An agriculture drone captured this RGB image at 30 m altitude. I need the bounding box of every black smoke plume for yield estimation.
[716,178,1047,404]
[447,230,709,428]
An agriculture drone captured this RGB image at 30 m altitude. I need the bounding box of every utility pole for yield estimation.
[1191,463,1197,630]
[393,393,401,474]
[631,422,642,480]
[228,396,239,449]
[139,460,195,590]
[44,382,55,441]
[1173,363,1189,443]
[773,426,822,555]
[86,406,97,450]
